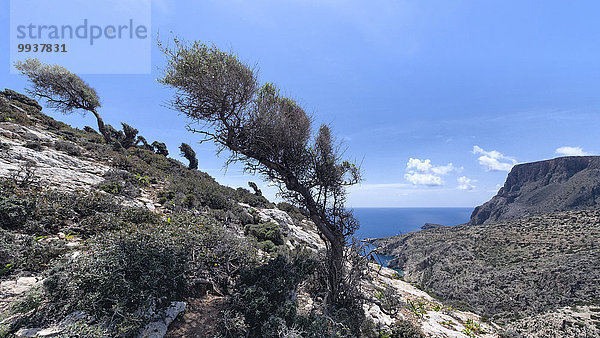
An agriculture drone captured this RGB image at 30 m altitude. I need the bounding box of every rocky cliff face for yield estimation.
[373,209,600,334]
[469,156,600,225]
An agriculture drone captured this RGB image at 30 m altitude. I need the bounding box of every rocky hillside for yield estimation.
[374,210,600,324]
[469,156,600,225]
[373,156,600,337]
[0,90,501,337]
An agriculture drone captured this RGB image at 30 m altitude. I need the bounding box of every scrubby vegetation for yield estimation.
[0,90,380,337]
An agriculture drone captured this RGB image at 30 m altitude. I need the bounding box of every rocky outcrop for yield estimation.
[138,302,186,338]
[421,223,445,230]
[504,305,600,338]
[0,122,110,190]
[469,156,600,225]
[362,265,500,337]
[240,203,326,251]
[373,209,600,328]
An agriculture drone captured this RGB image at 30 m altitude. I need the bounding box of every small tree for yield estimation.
[248,181,262,196]
[119,122,138,149]
[14,58,111,143]
[179,142,198,169]
[136,136,155,151]
[159,40,361,306]
[152,141,169,156]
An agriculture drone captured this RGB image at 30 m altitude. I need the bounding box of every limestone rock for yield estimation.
[138,301,186,338]
[469,156,600,225]
[0,122,110,190]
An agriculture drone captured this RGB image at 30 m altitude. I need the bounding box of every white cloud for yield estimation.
[404,172,443,186]
[431,163,459,175]
[404,158,459,186]
[472,146,516,172]
[555,146,590,156]
[457,176,476,190]
[406,158,432,172]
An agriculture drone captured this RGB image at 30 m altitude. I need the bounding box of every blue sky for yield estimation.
[2,0,600,207]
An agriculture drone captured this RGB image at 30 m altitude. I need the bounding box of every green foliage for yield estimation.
[14,59,100,114]
[464,318,485,334]
[440,319,454,327]
[276,202,307,223]
[0,228,69,278]
[228,254,316,337]
[247,181,261,196]
[120,122,138,148]
[151,141,169,156]
[387,320,425,338]
[98,181,123,195]
[0,178,155,237]
[179,142,198,169]
[244,222,284,246]
[0,190,35,230]
[374,286,402,314]
[54,140,82,156]
[159,170,235,211]
[8,287,43,315]
[407,299,428,317]
[236,187,272,208]
[43,221,258,336]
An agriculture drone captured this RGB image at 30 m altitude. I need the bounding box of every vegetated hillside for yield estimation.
[374,212,600,335]
[469,156,600,225]
[0,90,501,338]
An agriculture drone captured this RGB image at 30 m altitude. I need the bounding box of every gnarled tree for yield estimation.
[179,142,198,169]
[14,58,111,143]
[159,40,361,306]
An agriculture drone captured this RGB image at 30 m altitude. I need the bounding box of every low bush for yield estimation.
[41,220,258,336]
[0,229,69,279]
[244,222,284,246]
[54,140,82,157]
[228,254,316,337]
[0,179,155,236]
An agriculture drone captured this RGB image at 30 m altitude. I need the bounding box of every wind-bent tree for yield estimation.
[152,141,169,156]
[119,123,139,149]
[159,40,361,306]
[248,181,262,196]
[179,142,198,169]
[14,58,111,143]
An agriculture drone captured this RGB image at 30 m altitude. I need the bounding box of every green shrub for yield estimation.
[386,320,425,338]
[244,222,284,246]
[0,179,153,237]
[0,194,35,230]
[276,202,307,223]
[41,221,258,336]
[0,229,68,279]
[54,140,82,156]
[229,254,316,337]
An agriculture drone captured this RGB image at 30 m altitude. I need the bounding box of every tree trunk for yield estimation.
[327,236,345,305]
[91,109,111,143]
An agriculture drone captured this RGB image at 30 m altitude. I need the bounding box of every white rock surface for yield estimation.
[138,301,186,338]
[0,122,110,190]
[0,277,41,299]
[363,265,500,337]
[249,206,325,251]
[14,328,42,337]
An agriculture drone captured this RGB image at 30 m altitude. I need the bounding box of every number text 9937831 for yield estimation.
[17,44,67,52]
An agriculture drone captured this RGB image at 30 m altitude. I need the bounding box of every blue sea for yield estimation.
[352,207,473,268]
[353,207,474,240]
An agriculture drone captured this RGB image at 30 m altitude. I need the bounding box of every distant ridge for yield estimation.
[469,156,600,225]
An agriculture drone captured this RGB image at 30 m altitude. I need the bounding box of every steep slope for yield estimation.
[469,156,600,225]
[0,90,501,337]
[374,210,600,322]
